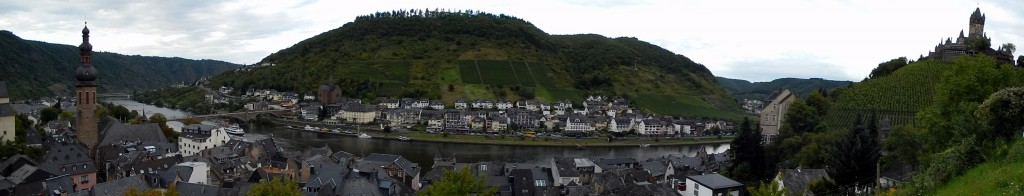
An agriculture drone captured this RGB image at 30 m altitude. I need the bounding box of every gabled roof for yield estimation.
[91,175,152,196]
[98,117,168,146]
[687,174,743,189]
[642,161,667,177]
[39,142,96,176]
[553,157,579,177]
[780,169,830,195]
[176,182,218,196]
[358,153,419,177]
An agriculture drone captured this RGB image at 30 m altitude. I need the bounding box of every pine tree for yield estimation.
[727,117,767,183]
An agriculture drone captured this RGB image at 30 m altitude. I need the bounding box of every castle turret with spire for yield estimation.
[926,7,1013,65]
[75,22,99,156]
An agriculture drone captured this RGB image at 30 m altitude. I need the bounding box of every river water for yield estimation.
[109,100,731,170]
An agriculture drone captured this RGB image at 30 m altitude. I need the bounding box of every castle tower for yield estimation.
[968,7,985,38]
[74,23,99,156]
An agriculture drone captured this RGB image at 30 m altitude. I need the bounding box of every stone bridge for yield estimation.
[168,109,290,122]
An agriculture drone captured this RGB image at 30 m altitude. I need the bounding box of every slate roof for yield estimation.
[642,161,667,177]
[0,103,13,117]
[780,169,830,196]
[98,117,168,146]
[91,175,152,196]
[39,142,96,176]
[0,81,7,98]
[687,174,743,189]
[340,172,384,196]
[304,163,349,195]
[359,153,420,178]
[24,127,42,146]
[0,155,53,186]
[553,157,579,177]
[176,182,219,196]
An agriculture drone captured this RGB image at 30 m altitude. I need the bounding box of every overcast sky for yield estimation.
[2,0,1021,82]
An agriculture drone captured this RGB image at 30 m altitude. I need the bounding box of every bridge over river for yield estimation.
[168,109,290,122]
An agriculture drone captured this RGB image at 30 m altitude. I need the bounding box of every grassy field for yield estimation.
[635,94,745,121]
[934,160,1024,195]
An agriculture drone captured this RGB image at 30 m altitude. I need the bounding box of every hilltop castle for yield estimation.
[927,7,1014,65]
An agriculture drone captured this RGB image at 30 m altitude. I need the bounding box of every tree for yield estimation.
[124,183,177,196]
[868,57,909,79]
[58,110,74,120]
[746,179,785,196]
[825,114,879,191]
[726,117,767,184]
[248,177,301,196]
[149,113,178,143]
[1018,55,1024,67]
[976,87,1024,141]
[39,107,59,125]
[419,166,496,196]
[999,43,1015,54]
[182,117,203,125]
[969,35,992,52]
[781,100,821,135]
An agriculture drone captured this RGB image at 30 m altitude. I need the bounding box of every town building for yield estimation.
[317,82,343,105]
[178,124,231,156]
[680,174,743,196]
[0,80,13,143]
[759,89,796,144]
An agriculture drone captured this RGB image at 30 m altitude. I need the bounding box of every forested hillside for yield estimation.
[715,77,852,100]
[0,30,240,99]
[210,10,744,120]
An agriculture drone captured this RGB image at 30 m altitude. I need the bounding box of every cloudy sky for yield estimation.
[2,0,1021,82]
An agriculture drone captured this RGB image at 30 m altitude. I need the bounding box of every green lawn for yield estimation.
[935,160,1024,195]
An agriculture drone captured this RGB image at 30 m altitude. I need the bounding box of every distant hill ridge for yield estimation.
[0,30,241,99]
[715,77,852,100]
[210,9,745,120]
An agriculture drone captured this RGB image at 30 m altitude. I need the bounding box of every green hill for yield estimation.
[0,30,241,99]
[210,10,744,120]
[716,77,852,100]
[823,60,955,127]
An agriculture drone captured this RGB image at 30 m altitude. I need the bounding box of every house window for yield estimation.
[79,175,89,183]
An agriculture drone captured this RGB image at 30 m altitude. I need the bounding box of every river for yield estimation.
[109,100,731,171]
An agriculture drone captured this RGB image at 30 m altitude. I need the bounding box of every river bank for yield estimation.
[271,118,734,147]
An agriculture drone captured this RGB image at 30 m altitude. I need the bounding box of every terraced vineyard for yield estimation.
[824,60,956,127]
[457,59,584,102]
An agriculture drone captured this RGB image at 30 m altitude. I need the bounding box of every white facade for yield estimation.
[177,162,212,185]
[178,125,231,156]
[563,117,594,132]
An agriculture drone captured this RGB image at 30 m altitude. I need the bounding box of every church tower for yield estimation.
[75,23,99,155]
[968,7,985,38]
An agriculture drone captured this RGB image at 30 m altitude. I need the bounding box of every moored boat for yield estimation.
[358,133,372,139]
[225,124,245,135]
